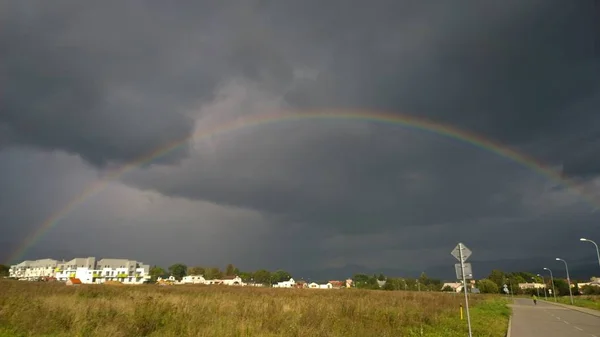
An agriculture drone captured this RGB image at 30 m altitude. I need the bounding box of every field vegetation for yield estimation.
[550,295,600,311]
[0,280,509,337]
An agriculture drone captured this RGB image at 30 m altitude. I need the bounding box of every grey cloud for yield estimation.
[2,1,600,279]
[2,1,599,173]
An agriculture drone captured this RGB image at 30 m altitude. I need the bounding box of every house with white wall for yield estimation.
[182,275,206,284]
[221,275,244,286]
[11,257,151,284]
[518,282,546,290]
[442,282,463,292]
[273,278,296,288]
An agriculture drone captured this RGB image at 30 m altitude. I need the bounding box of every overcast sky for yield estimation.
[1,1,600,280]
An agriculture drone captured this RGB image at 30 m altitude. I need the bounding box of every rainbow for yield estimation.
[5,109,589,264]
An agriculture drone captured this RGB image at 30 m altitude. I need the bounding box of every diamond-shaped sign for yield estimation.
[451,243,472,262]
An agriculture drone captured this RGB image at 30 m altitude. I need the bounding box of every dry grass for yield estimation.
[0,280,509,337]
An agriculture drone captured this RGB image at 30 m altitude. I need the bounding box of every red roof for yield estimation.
[68,278,82,284]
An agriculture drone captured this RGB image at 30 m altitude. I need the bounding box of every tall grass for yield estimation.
[551,295,600,311]
[0,280,509,337]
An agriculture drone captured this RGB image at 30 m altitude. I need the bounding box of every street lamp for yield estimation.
[531,277,540,297]
[537,274,547,300]
[580,238,600,270]
[543,268,557,302]
[555,258,574,305]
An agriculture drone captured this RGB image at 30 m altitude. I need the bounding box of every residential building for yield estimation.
[10,257,151,284]
[442,282,463,292]
[518,282,546,290]
[9,258,59,279]
[180,275,245,286]
[273,278,296,288]
[181,275,206,284]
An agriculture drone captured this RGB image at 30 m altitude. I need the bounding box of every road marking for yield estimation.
[590,334,597,337]
[575,326,583,331]
[563,321,570,324]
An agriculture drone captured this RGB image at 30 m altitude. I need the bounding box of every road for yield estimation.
[510,298,600,337]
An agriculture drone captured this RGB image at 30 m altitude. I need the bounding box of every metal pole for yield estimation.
[532,277,540,297]
[538,274,547,300]
[556,258,574,305]
[459,243,473,337]
[580,238,600,270]
[544,268,557,302]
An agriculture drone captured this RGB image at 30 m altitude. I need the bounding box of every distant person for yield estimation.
[532,294,537,305]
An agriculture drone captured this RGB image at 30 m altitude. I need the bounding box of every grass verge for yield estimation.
[552,296,600,311]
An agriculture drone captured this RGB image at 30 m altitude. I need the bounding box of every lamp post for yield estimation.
[580,238,600,270]
[543,268,557,302]
[531,277,540,297]
[537,274,547,300]
[555,258,574,305]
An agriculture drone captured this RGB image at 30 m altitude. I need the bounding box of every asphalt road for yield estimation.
[510,298,600,337]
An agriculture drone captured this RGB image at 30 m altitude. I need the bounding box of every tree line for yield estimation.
[149,263,293,285]
[476,269,600,296]
[3,261,598,296]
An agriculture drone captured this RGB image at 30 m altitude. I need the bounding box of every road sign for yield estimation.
[451,243,472,262]
[455,263,473,280]
[451,242,473,337]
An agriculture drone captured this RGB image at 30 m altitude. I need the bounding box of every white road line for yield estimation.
[563,321,570,324]
[575,326,584,331]
[590,334,597,337]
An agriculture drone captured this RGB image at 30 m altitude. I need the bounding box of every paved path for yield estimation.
[510,298,600,337]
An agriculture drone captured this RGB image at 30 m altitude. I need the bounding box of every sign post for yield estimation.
[451,243,473,337]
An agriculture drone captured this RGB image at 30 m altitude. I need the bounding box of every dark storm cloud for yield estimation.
[1,1,599,172]
[124,119,541,235]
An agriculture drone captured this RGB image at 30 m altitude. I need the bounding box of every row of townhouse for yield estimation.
[9,257,151,284]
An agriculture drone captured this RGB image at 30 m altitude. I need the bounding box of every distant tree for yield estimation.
[225,264,236,276]
[204,267,222,280]
[382,278,403,291]
[477,279,499,294]
[253,269,272,285]
[419,272,430,286]
[0,264,9,277]
[188,266,205,276]
[405,278,417,291]
[581,285,600,295]
[553,279,570,296]
[377,273,386,281]
[353,274,370,285]
[239,271,253,282]
[487,269,505,289]
[149,266,167,281]
[271,270,292,282]
[427,279,443,292]
[168,263,188,280]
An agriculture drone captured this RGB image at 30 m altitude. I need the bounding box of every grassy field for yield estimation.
[0,280,510,337]
[551,295,600,311]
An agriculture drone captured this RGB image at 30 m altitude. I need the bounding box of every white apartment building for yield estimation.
[9,258,60,279]
[10,257,151,285]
